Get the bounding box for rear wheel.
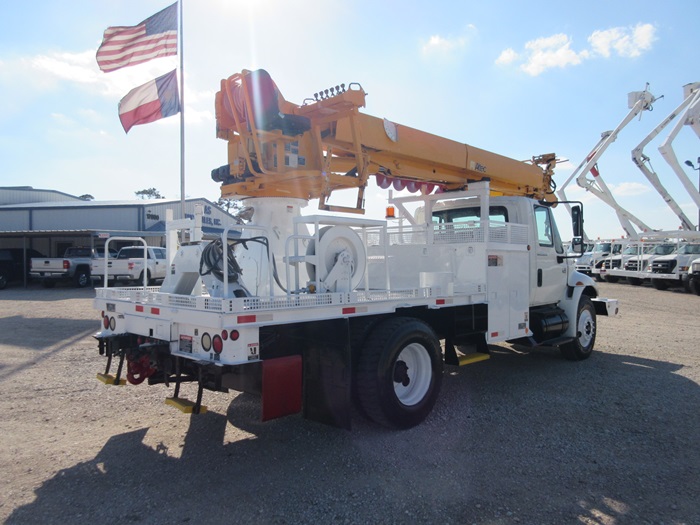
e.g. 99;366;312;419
356;317;443;429
137;270;153;286
560;296;596;361
0;273;7;289
74;270;89;288
604;275;619;283
627;277;643;286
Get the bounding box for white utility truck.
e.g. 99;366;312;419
93;69;618;429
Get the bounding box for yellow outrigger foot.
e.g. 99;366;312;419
458;353;491;366
96;373;126;386
165;397;208;414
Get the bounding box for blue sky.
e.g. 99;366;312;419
1;0;698;239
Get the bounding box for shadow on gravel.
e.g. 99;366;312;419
0;285;97;302
7;348;700;525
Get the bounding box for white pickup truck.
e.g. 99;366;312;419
30;246;116;288
91;246;167;286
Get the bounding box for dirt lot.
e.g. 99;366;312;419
0;282;698;525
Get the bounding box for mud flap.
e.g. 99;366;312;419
261;356;302;421
302;318;352;430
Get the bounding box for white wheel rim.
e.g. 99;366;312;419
578;309;595;349
393;343;432;406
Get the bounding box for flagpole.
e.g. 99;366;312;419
178;0;185;221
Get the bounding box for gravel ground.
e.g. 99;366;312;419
0;282;698;525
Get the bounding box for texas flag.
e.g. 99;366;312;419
118;69;180;133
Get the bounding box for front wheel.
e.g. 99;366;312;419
0;273;7;289
356;317;443;429
651;279;668;291
560;296;597;361
690;277;700;296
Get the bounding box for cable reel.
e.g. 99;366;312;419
306;226;366;293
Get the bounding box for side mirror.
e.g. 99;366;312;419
571;237;584;255
571;205;583;238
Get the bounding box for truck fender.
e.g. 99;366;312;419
559;270;598;339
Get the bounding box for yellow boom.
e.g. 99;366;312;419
213;69;557;213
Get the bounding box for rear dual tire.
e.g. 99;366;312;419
356;317;443;429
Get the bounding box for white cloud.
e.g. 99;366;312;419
589;23;656;58
496;23;657;76
495;48;519;65
422;34;467;57
520;34;588;76
608;181;651;196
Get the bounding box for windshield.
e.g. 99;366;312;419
622;246;641;255
677;244;700;255
653;244;676;255
593;243;611;253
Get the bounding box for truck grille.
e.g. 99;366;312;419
625;260;643;271
651;260;676;274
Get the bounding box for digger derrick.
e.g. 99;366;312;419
212;69;557;213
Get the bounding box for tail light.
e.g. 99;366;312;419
212;335;223;354
63;260;70;269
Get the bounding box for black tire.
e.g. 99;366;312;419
137;270;153;286
604;275;619;283
74;270;89;288
560;296;597;361
627;277;643;286
651;279;668;291
690;277;700;296
42;280;56;288
682;278;691;293
356;317;443;429
0;273;7;289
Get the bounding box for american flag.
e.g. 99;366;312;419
96;3;177;73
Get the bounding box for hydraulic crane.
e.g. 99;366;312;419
211;69;557;213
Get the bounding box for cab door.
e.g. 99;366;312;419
531;205;567;306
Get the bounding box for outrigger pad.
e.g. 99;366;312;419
165;397;208;414
96;373;126;386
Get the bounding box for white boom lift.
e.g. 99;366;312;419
658;83;700;218
632;82;700;231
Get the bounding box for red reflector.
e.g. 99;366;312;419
342;307;356;315
221;330;228;341
230;330;240;341
436;299;446;305
103;316;110;329
135;305;144;312
150;307;160;315
238;315;256;324
490;332;498;337
212;335;223;353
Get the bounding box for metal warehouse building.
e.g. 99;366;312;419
0;186;237;258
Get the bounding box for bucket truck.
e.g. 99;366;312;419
92;69;618;430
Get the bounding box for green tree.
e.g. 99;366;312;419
135;188;164;200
